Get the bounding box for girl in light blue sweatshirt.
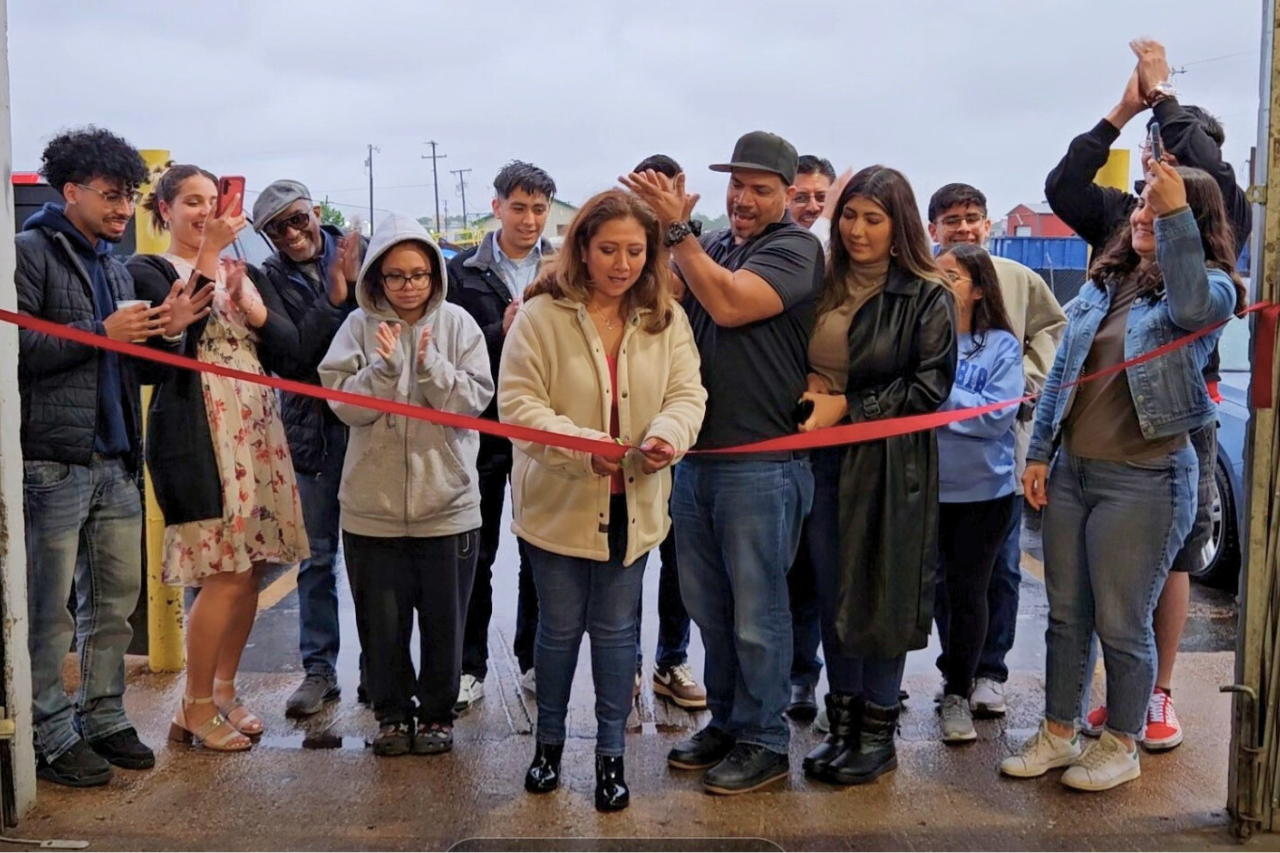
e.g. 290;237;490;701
933;243;1024;744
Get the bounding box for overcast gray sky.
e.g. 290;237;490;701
7;0;1265;228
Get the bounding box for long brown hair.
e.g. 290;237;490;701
1089;166;1247;313
940;243;1015;355
821;165;948;316
525;189;674;333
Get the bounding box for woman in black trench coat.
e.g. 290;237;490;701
797;165;956;786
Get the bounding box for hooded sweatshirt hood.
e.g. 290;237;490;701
317;212;494;539
356;213;449;321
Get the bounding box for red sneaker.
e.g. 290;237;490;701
1082;704;1108;737
1142;688;1183;751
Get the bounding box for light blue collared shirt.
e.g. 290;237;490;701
492;230;543;298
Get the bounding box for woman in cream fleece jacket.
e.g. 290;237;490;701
499;190;706;812
319;213;493;758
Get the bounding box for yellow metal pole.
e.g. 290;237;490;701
136;149;184;672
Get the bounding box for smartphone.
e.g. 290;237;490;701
792;398;815;427
1148;122;1165;164
217;175;245;218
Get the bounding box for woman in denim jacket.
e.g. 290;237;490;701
998;161;1245;792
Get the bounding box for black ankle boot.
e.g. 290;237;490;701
823;700;898;786
525;742;563;794
803;693;861;779
594;754;630;812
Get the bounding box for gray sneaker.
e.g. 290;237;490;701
286;672;340;718
940;694;976;743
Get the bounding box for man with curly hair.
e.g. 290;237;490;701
18;126;192;786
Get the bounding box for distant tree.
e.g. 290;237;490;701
319;198;346;228
694;212;728;231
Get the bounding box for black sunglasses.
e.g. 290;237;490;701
264;210;312;238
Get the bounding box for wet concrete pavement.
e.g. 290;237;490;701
22;498;1272;851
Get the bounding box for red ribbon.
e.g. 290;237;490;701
0;304;1268;458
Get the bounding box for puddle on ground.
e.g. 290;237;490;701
256;733;368;751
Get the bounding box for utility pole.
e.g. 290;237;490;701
422;141;447;234
450;167;473;228
365;143;380;231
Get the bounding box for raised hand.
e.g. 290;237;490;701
619;170;689;228
200;194;247;254
327;226;363;307
374;322;401;362
1145;158;1187;217
416;326;433;369
103;302;171;342
161;275;215;337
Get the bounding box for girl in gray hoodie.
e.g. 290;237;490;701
319;213;493;756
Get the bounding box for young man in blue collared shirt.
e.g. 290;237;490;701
447;162;557;712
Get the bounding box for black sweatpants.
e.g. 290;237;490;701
343;529;479;726
938;495;1017;698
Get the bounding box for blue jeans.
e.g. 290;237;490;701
528;497;646;757
635;528;691;670
295;422;347;677
806;448;905;706
1043;446;1196;738
787;530;823;689
673;456;813;753
25;457;142;762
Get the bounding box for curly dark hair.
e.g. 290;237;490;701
39;126;147;195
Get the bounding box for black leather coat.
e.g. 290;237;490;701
834;267;957;658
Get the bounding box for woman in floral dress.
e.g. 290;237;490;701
130;165;309;752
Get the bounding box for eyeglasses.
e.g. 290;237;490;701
793;192;827;207
382;271;433;291
76;184;142;208
263;211;312;238
938;213;986;228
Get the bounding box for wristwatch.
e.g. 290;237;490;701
664;220;694;248
688;218;702;237
1146;80;1177;107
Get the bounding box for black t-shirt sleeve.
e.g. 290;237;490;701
740;229;823;309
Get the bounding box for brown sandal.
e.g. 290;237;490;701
169;696;252;752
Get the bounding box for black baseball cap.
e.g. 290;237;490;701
709;131;799;185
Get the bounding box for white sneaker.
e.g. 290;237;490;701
969;678;1007;717
1000;721;1082;778
1061;731;1141;792
941;694;976;743
454;674;484;713
520;668;537;696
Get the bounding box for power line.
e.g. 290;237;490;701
423;141;447;234
450;167;472;228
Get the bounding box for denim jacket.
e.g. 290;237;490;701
1028;207;1237;463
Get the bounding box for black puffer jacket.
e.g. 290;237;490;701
260;225;358;474
15;225;172;475
446;231;554;475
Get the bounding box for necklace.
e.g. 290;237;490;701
589;303;621;330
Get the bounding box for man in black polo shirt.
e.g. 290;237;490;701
623;131;824;795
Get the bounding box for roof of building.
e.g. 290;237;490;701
472;197;578;226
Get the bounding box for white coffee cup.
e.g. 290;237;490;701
115;300;153;341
